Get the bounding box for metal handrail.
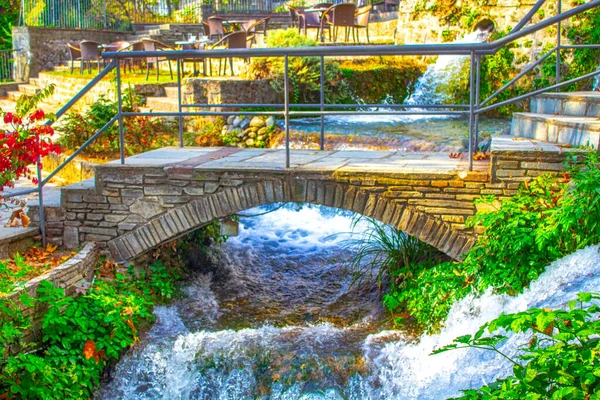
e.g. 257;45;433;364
6;0;600;247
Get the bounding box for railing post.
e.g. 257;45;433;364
556;0;562;91
468;51;476;171
177;56;184;148
320;55;325;151
36;160;46;247
115;58;126;164
474;54;482;153
284;55;290;168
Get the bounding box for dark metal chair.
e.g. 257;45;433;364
141;38;175;81
354;4;372;44
66;43;81;74
79;40;102;74
321;3;357;42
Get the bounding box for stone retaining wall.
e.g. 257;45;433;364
5;242;98;347
12;27;129;79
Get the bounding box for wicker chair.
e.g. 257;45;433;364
79;40;102;74
141;38;175;81
244;17;270;46
297;9;323;39
288;6;304;30
210;31;251;76
354;5;372;44
320;3;357;42
207;16;226;40
66;43;81;74
180;42;207;76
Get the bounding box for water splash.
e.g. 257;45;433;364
99;206;600;399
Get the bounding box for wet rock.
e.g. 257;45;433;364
266;116;276;129
248;132;256;138
227;115;236;125
246;138;255;146
240;118;251;130
233;116;244;127
250;117;265;129
257;127;269;136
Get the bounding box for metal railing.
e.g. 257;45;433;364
0;50;19;82
18;0;371;28
6;0;600;246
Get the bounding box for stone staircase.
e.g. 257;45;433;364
144;85;181;112
511;91;600;148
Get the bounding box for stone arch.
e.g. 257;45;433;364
107;177;475;263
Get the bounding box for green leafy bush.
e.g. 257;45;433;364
435;292;600;399
58;86;176;157
384;152;600;332
0;260;179;399
241;28;350;105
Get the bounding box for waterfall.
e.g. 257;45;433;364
99;205;600;400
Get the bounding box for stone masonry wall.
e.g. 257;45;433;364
5;242;98;348
56;161;502;261
12;27;129;79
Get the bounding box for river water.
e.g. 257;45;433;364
99;204;600;399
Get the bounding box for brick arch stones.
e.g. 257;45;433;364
106;172;477;263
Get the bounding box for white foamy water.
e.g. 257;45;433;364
99;207;600;399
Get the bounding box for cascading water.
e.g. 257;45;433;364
99;204;600;399
285;24;507;152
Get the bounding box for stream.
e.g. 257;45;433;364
98;204;600;399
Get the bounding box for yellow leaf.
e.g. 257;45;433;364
45;243;58;253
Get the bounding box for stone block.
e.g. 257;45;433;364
144;186;183;196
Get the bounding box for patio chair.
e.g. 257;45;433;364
354;4;372;44
321;3;357;43
244;17;270;46
79;40;102;74
288;6;304;30
210;31;251;76
141;38;175;82
101;41;130;68
180;42;207;76
297;9;323;39
207;16;226;40
384;0;399;11
66;43;81;74
121;41;144;74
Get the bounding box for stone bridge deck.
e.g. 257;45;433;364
36;138;572;263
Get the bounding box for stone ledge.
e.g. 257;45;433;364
0;227;39;259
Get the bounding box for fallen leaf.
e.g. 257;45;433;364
45;243;58;253
83;339;96;360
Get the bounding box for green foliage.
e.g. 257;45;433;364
242;29;350;106
339;57;425;105
0;0;18;51
385;152;600;332
0;254;34;294
435;292;600;399
345;217;445;287
0;260;179;398
58;85;176;156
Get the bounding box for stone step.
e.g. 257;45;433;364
511;112;600;147
531;91;600;117
164;86;180;99
6;90;22;101
18;84;40;96
145;96;179;112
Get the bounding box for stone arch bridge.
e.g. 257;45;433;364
39;142;569;263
